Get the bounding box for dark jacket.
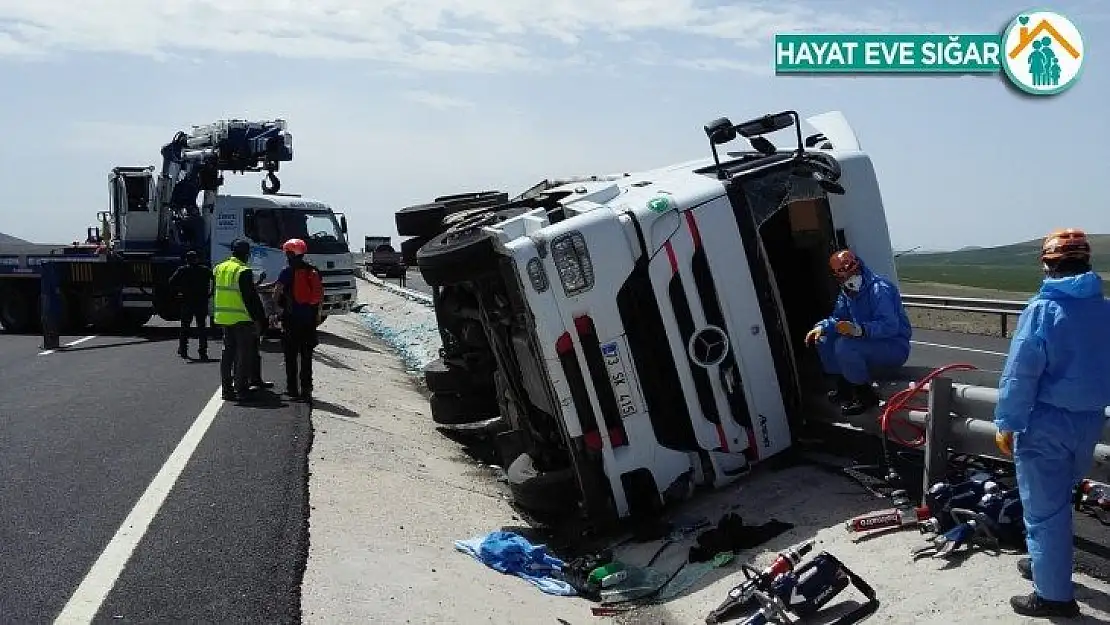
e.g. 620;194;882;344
169;263;214;308
237;267;268;325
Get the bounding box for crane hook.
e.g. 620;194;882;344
262;171;281;195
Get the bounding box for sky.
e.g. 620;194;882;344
0;1;1107;253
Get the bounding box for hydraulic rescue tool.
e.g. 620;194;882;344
912;474;1025;559
845;489;930;534
706;541;878;625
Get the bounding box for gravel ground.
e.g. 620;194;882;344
300;278;1110;624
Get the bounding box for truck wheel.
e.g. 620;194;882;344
400;236;428;265
506;453;579;520
429;391;499;426
396;202;448;238
424;358;494;395
440;192;509;212
0;287;34;333
416;224;501;287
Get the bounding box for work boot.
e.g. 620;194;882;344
1010;593;1080;618
827;376;850;403
250;380;275;391
222;388;237;401
178;346;188;359
1018;557;1032;580
840;384;879;417
198;350;209;361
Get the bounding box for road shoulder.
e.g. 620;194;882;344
302;282;1110;624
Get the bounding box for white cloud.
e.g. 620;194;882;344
0;1;926;71
402;90;475;110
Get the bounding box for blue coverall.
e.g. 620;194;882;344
994;270;1110;602
815;260;912;384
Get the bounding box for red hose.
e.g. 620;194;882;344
879;363;979;448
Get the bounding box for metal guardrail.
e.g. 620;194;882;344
901;294;1028;336
824;374;1110;492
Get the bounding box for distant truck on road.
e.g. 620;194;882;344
364;236;405;278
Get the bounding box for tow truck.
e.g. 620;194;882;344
396;110;900;529
0;119;357;342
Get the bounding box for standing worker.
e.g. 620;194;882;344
168;249;213;360
272;238;323;402
804;249;912;416
994;228;1110;619
213;239;270;402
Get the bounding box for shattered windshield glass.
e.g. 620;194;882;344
740;167;826;228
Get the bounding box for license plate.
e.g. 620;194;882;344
601;340;638;417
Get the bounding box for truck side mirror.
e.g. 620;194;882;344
256;271;267;284
340;215;348;234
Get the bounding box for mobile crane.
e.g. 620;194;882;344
0;119;357;344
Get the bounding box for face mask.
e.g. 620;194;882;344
843;274;863;292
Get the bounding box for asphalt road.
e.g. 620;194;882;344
0;325;309;624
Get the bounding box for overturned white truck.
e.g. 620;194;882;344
395;110;900;528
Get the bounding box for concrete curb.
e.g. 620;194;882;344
356;273;434;307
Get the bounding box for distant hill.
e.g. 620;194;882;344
0;232;31;246
895;234;1110;293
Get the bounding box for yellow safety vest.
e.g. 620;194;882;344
212;257;252;325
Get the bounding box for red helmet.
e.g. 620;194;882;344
1041;228;1090;263
829;249;860;280
282;238;307;255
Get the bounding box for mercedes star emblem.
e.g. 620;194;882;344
688;325;730;368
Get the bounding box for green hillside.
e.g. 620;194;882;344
895;234;1110;293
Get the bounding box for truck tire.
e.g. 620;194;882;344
506;453;579;519
429;391;499;426
434;190;503;203
400;236;428;265
416;225;501;287
396;202;448;238
424;358;494;395
440;192;509;212
0;286;34;333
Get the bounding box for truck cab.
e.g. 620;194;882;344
214;195;357;319
404;110;899;528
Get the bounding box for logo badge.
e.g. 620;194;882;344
687;325;730;368
646;196;674;213
1000;10;1085;95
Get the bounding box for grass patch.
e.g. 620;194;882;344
896;264;1045;293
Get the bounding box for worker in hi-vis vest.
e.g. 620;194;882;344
212;239;270;402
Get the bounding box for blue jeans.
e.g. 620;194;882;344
816;332;909;384
1014;406;1105;602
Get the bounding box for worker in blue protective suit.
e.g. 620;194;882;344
994;228;1110;619
804;249;912;416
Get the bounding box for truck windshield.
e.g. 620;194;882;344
246;208;349;254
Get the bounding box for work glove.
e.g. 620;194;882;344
995;430;1014;457
835;321;863;337
805;326;823;346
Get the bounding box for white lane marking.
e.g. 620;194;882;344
39;335;97;356
911;340;1008;357
54;388;225;624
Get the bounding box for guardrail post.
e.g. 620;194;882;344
1000;314;1008;338
923;376;953;503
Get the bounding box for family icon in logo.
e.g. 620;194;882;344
1001;10;1085;95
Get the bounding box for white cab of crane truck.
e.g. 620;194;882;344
406;110;899;529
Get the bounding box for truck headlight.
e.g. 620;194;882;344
550;231;594;296
526;257;548;292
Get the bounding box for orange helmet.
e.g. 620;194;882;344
282;238;307;255
829;249;860;279
1040;228;1090;263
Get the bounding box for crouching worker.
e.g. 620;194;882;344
804;249;912;416
273;238;323;402
994;228;1110;619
